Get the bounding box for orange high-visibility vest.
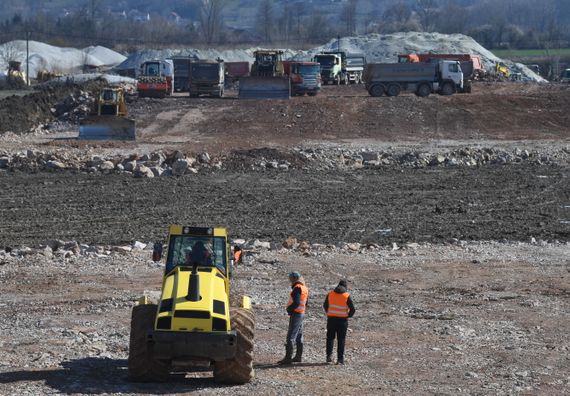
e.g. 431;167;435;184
326;291;350;318
287;283;308;314
233;250;242;263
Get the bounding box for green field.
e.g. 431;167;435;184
492;48;570;58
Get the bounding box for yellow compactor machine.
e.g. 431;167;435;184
128;225;255;384
79;87;136;140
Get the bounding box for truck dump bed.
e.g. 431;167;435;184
364;63;437;83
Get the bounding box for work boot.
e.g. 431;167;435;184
292;343;303;363
278;343;293;365
336;358;345;365
326;355;333;364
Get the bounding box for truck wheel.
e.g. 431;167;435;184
214;308;255;384
344;75;349;85
386;83;401;97
440;82;454;96
416;84;431;98
369;84;385;97
128;304;170;382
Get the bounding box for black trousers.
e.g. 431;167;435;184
326;317;348;360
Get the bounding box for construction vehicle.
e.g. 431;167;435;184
79;87;136;140
283;61;321;96
398;53;484;93
364;60;464;97
169;56;193;92
239;50;290;99
495;62;510;78
189;59;225;98
224;61;250;83
128;225;255;384
313;51;366;85
560;69;570;83
137;60;174;98
7;61;26;86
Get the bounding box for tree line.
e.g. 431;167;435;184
0;0;568;51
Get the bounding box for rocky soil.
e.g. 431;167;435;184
0;80;568;394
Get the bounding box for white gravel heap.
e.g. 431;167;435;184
0;40;126;77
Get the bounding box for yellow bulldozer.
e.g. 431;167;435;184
79;87;136;140
239;50;290;99
495;62;510;79
128;225;255;384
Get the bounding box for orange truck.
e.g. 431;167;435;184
137;59;174;98
282;61;321;96
399;54;483;77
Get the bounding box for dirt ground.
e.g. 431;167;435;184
0;81;569;395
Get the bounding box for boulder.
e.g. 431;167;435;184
46;160;66;170
134;164;155;178
197;152;211;164
0;157;10;168
282;237;298;249
123;160;137;172
172;159;189;176
99;161;115;172
361;151;379;162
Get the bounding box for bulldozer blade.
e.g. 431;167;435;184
238;76;290;100
79;116;136;141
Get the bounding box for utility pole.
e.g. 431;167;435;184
26;30;31;86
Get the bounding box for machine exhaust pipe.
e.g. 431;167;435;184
186;264;201;301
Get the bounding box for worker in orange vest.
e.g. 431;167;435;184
233;246;243;266
323;279;355;364
278;271;309;364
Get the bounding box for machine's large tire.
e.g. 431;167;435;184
416;83;431;98
214;308;255;384
386;83;401;97
369;84;385;97
128;304;171;382
440;82;455;96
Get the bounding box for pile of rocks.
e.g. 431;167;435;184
0;149;216;177
295;146;566;170
52;90;94;123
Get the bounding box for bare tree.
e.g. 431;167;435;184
0;41;23;69
340;0;358;36
415;0;438;32
257;0;274;44
200;0;227;45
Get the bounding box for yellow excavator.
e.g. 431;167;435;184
79;87;136;140
495;62;510;78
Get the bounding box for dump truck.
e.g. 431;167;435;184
137;59;174;98
283;61;321;96
239;50;290;99
364;60;464;97
189;60;225;98
561;68;570;83
169;57;193;92
128;225;255;384
79;87;136;140
224;61;250;83
313;51;366;85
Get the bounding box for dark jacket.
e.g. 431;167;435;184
323;285;356;318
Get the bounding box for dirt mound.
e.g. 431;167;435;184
0;81;106;135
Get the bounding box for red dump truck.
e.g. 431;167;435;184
137;59;174;98
224;61;250;83
283;61;321;96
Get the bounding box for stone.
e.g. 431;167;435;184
113;246;132;254
278;163;289;170
253;240;271;249
123;160;137;172
282;237;298;249
232;238;246;246
150;166;164;177
172;159;189;176
41;246;53;258
134;165;154;178
197;152;211;163
132;241;147;250
297;241;311;251
99;161;115;172
46;160;66;170
347;243;361;252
